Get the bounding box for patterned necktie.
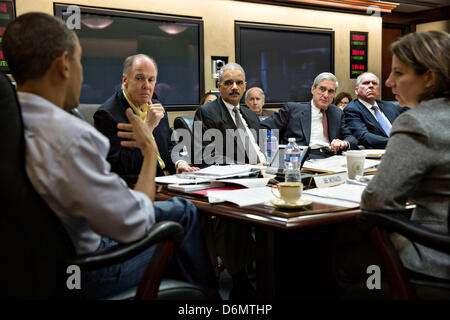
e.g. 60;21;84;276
371;106;391;136
321;109;329;143
232;107;260;164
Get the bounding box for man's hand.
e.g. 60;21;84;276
117;108;157;156
330;139;349;154
176;160;200;174
146;102;165;131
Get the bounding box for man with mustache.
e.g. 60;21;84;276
262;72;358;159
343;72;408;149
193;62;264;299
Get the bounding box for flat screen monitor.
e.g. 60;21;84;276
236;22;334;107
54;4;203;109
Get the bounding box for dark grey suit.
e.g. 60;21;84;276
344;99;408;149
261;102;358;158
193;98;263;166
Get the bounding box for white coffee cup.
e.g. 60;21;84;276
346;150;366;179
271;182;303;204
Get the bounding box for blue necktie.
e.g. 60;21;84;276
371;106;391;136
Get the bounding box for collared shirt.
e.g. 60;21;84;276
19;92;155;254
309;99;330;149
358;98;392;129
222;98;266;164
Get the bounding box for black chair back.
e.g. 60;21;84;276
0;72;77;299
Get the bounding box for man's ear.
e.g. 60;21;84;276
122;74;128;90
53;51;70;80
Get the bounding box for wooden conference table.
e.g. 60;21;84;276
156;183;360;299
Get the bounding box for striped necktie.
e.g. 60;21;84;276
232;107;260;164
371;106;391;136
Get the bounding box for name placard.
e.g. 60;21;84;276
314;172;347;188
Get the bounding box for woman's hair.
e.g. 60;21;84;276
199;92;219;105
390;30;450;102
333;92;352;106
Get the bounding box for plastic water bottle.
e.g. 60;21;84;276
266;130;278;166
284;137;301;183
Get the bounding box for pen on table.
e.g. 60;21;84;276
178;181;211;185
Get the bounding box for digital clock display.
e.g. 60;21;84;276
350;31;368;79
0;1;15;73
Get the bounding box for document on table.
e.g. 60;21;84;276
303;183;366;204
190;165;254;177
206;186;275;207
303;155;380;173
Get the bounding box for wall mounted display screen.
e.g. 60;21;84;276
55;4;203;108
236;22;334;106
0;0;15;73
350;31;368;79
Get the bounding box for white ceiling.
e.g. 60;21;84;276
383;0;450;13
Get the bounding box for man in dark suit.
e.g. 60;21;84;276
261;72;358;159
193;63;262;299
343;72;408;149
193;63;265;166
94;54;198;177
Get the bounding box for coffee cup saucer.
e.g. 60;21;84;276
266;198;312;209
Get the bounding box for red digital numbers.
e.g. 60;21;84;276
0;51;3;60
352;34;365;41
0;3;7;13
352;49;365;56
351;64;365;71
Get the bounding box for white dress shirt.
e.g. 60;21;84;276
19;92;155;254
358;98;392;129
222;99;266;164
309;100;330;149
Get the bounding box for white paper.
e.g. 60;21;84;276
192;165;253;177
303;155;380;173
222;178;270;188
155;175;210;184
206;186;276;207
303;183;366;203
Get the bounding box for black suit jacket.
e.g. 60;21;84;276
94;90;177;177
344;99;408;149
261;101;358;151
193;98;263;166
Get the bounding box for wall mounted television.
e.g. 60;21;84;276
54;4;204;109
235;22;334;107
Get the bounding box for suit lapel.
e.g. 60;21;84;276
377;100;396;123
218;98;237;129
357;100;386;134
303;102;312;145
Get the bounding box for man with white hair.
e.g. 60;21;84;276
245;87;266;116
262;72;358;159
344;72;408;149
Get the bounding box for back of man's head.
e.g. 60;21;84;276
3;12;77;85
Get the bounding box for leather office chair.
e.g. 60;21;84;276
0;72;205;300
358;209;450;300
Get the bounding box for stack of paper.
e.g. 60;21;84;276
303;155;380;173
303;183;366;206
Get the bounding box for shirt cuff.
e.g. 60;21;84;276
175;160;188;170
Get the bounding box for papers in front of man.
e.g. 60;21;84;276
303;155;380;173
179;164;261;180
303;183;366;206
167;177;271;193
207;186;275;207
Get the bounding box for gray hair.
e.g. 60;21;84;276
218;62;246;82
123;54;158;76
313;72;339;90
355;72;379;87
245;87;265;101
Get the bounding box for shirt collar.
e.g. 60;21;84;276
222;98;240;112
359;98;379;110
122;89;148;121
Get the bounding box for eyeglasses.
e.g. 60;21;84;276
316;86;336;95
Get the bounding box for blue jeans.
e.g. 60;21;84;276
80;197;218;299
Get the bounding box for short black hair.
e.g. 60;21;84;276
3;12;78;85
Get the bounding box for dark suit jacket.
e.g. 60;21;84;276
94;90;177;177
344;99;408;149
261;102;358;151
193;98;263;166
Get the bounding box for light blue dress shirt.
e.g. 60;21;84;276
19;92;155;254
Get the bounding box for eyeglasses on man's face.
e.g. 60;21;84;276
316;86;336;95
